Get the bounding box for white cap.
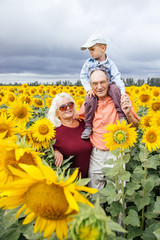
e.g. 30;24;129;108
81;34;107;50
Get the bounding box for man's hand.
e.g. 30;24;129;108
86;89;95;98
121;95;132;116
54;150;63;167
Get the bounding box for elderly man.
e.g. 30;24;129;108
87;69;139;190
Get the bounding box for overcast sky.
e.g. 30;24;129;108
0;0;160;84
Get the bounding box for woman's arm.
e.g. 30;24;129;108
121;95;139;128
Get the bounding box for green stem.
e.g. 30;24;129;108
120;146;126;234
141;148;148;230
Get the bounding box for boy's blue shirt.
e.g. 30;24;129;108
80;56;125;94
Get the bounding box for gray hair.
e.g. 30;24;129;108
90;68;110;81
47;92;77;127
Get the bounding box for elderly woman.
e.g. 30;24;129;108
47;92;92;178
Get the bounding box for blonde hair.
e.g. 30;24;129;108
47;92;77;127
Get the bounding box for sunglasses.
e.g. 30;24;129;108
59;102;74;112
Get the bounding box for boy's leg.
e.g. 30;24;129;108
81;96;97;139
108;83;127;120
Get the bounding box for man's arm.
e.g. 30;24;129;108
121;95;139;128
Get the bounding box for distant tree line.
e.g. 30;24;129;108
0;78;160;87
123;77;160;87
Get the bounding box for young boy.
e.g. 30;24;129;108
80;34;126;139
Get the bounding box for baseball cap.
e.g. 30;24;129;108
81;34;107;50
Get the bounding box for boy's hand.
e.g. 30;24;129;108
86;89;95;98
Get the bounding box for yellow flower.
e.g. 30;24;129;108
30;117;55;143
150;112;160;127
4;92;17;105
45;98;53;108
0;113;17;138
0;141;42;184
140;114;152;131
20;95;33;105
32;98;44;108
141;126;160;152
151;87;160;98
148;99;160;113
7;101;33;123
103;119;137;151
136;92;151;108
0;165;97;240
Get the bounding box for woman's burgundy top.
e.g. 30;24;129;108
53;121;92;178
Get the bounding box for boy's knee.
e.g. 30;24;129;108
109;83;121;94
85;96;97;105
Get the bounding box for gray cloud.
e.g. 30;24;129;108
0;0;160;83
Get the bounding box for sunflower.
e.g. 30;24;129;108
103;119;137;151
32;98;45;108
30;117;55;143
7;101;33;123
75;97;85;111
148;99;160;113
45;98;53;108
140;114;153;131
22;83;28;88
77;88;86;98
151;87;160;98
15;122;29;138
0;164;97;240
19;94;32;105
4;92;17;105
136;92;151;107
0;95;4;106
0;113;17;138
141;126;160;152
150;112;160;127
0;140;42;184
27;130;45;150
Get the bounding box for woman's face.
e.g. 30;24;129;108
57;97;75;121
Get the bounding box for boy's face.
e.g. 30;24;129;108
88;44;106;61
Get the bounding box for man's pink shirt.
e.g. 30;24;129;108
78;96;140;150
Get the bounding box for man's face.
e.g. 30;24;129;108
90;70;109;100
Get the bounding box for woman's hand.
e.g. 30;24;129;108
54;150;63;167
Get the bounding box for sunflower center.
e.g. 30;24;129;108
19;152;36;165
5;150;20;175
35;99;43;106
8;94;15;102
140;94;149;102
153;90;159;97
152;102;160;112
146;131;157;143
38;124;49;135
144;118;151;127
114;130;127;144
0;124;10;137
24;182;69;220
15;107;28;118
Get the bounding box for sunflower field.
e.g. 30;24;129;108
0;83;160;240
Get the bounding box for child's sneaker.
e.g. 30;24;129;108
81;127;93;139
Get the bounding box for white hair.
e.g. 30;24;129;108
47;92;77;127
